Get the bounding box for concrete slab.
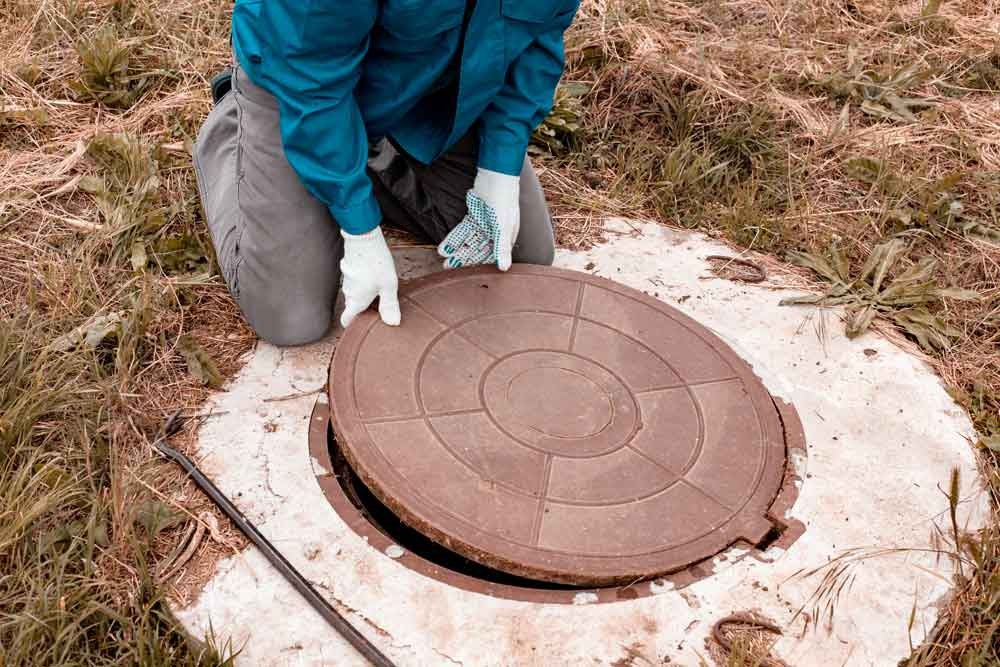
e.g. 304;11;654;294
176;220;987;666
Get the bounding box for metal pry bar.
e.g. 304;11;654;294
152;411;396;667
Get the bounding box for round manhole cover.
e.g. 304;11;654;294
330;266;797;586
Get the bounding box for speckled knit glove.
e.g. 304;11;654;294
438;192;496;269
438;168;520;271
340;226;401;328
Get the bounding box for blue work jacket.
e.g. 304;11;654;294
232;0;580;234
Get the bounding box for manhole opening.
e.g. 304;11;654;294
327;423;585;592
312;394;807;603
755;525;786;552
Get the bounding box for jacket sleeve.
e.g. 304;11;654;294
248;2;381;234
477;1;581;176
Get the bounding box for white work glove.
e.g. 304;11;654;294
438;168;520;271
340;226;401;328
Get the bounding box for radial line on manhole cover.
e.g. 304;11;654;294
326;265;805;587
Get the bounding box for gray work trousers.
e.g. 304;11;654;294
193;60;555;346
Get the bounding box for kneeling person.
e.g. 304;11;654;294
194;0;580;345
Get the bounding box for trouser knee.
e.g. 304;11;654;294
241;298;334;347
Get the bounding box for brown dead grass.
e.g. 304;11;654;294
706;612;785;667
2;1;250;664
542;1;1000;664
561;0;1000;418
1;0;999;665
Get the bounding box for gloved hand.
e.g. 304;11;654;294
340;226;401;328
438;168;520;271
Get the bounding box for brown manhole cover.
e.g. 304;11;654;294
329;266;805;587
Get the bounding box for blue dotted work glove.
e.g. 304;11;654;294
438;168;520;271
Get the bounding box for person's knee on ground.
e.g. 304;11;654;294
229;233;341;346
195;60;345;348
238;288;335;347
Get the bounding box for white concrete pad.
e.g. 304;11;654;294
176;220;987;666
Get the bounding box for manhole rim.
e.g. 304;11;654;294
309;397;807;604
328;265;807;587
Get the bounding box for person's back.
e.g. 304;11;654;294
195;0;580;345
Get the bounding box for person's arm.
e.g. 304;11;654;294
476;1;581;176
250;2;381;235
437;1;579;271
247;2;399;326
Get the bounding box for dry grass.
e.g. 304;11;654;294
2;1;250;664
546;1;1000;413
540;1;1000;663
705;613;784;666
1;0;999;665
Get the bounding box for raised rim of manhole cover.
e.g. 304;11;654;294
329;265;806;587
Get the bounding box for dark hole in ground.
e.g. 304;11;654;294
327;424;586;591
755;524;785;551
